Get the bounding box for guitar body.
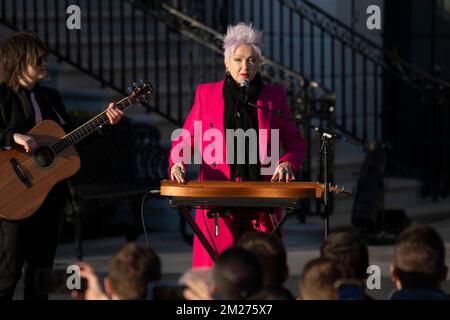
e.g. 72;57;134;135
0;80;154;220
0;120;80;220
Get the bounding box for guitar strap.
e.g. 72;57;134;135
50;104;66;125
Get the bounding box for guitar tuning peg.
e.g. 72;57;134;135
139;79;144;84
133;82;138;88
127;86;133;93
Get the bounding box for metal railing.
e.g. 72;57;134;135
0;0;227;125
2;0;449;199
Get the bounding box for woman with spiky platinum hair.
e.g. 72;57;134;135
222;22;263;67
169;23;307;268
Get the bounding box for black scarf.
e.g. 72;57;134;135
223;72;263;181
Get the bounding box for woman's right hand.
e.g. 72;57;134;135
13;133;37;153
170;163;186;184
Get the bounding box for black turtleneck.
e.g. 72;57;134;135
222;72;263;181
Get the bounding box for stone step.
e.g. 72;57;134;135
406;197;450;222
53;56;222;88
303;179;450;230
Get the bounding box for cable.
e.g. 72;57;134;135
140;189;161;249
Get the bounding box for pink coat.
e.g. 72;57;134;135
169;80;307;267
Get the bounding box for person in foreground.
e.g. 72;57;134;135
0;31;123;300
73;243;161;300
389;225;448;300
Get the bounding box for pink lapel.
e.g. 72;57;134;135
257;85;273;165
206;81;227;168
209;81;225;130
257;85;272;130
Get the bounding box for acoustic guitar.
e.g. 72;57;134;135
0;81;155;220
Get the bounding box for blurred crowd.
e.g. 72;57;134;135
70;224;448;300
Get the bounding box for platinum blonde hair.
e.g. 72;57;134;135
223;22;263;64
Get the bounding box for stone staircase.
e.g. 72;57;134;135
3;3;449;239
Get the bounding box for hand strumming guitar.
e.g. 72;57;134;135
13;133;37;153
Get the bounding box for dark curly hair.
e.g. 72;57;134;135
0;31;49;92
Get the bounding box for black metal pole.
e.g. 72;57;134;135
321;134;331;239
178;205;217;261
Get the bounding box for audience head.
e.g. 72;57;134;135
320;229;369;280
212;246;263;299
237;231;288;288
391;224;447;289
299;257;349;300
106;242;161;300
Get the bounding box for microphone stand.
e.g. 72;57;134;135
238;98;363;238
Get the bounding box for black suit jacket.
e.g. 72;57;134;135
0;83;74;148
0;83;76;205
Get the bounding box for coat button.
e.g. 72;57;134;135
209;122;214;127
211;162;216;168
210;142;215;148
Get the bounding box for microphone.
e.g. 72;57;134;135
240;79;249;102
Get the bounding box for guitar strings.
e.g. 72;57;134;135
16;110;112;170
14;92;144;172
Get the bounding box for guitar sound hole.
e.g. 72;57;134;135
34;147;55;168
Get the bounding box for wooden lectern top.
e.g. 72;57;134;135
160;180;350;201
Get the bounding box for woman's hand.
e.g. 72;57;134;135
271;162;295;182
13;133;37;153
170;163;186;184
105;103;124;125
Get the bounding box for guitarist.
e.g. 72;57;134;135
0;31;123;300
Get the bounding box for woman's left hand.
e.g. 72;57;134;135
271;162;295;182
106;103;124;125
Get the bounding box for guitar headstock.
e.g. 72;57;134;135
127;80;155;105
329;184;353;196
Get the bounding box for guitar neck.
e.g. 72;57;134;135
51;97;130;154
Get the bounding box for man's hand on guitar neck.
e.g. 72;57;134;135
13;133;37;153
105;103;124;125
